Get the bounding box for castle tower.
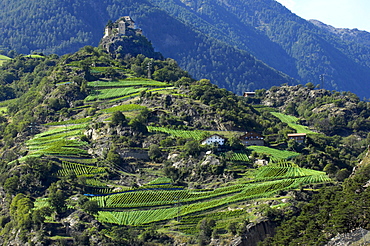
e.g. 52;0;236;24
118;20;126;35
104;26;112;38
123;16;135;29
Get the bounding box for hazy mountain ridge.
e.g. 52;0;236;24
310;19;370;48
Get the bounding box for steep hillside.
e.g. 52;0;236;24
1;35;367;244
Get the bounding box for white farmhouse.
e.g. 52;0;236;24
201;134;227;146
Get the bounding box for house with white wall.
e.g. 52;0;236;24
201;134;227;146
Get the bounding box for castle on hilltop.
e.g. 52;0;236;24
103;16;142;38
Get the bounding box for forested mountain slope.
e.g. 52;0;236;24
149;0;370;97
2;0;370;97
0;0;295;94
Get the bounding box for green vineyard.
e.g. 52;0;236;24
247;146;300;160
102;104;147;113
88;162;331;225
271;112;317;134
25;123;89;158
88;79;170;88
147;126;210;140
85;87;147;101
56;161;107;177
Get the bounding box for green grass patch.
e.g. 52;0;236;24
147;177;173;185
23;54;45;58
0;98;17;107
44;117;92;126
247;146;300;159
271;112;317;134
0;55;11;66
89;67;126;73
0;107;7;114
102;104;146;113
85;87;146;101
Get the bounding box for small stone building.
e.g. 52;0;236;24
201;134;227;146
243;92;256;97
287;133;307;143
239;132;264;146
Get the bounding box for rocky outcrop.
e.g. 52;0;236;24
236;219;276;246
326;228;370;246
99;32;163;60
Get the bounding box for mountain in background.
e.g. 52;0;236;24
1;0;370;97
310;19;370;48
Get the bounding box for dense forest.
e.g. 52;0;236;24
0;23;369;244
2;0;370;97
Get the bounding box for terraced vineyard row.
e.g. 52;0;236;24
31;124;89;139
44;117;92;126
25;123;90;158
31;145;88;157
255;161;326;180
88;79;170;88
85;87;147;101
98;207;179;225
247;146;300;159
229;152;250;162
27;138;88;150
57;162;106;177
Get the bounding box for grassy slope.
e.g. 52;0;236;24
271;112;317;134
247;145;300;160
0;55;11;66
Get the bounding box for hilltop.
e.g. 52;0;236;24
0;24;369;245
